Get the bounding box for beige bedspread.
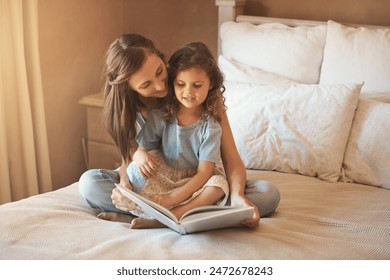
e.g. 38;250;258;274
1;170;389;259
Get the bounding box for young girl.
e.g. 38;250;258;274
127;42;229;228
78;34;280;229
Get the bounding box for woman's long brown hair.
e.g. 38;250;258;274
102;34;165;163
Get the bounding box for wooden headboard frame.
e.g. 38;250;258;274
215;0;389;55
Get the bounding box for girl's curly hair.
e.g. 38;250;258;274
162;42;226;123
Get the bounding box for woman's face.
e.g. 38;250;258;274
128;53;168;99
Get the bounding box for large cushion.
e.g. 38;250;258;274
218;55;297;86
224;81;362;182
320;20;390;96
341;99;390;189
220;21;327;84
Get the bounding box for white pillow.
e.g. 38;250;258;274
341;99;390;189
224;81;362;182
364;94;390;103
320;20;390;96
218;55;297;86
220;21;327;84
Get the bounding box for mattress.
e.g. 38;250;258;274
1;170;389;260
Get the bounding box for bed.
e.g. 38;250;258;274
1;0;390;260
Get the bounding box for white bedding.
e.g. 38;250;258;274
1;170;389;260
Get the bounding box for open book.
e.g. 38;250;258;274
116;184;254;235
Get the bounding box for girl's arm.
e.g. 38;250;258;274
153;160;215;209
219;110;260;228
132;147;159;178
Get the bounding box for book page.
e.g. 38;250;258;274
180;205;242;221
181;206;254;223
180;206;254;234
117;184;254;234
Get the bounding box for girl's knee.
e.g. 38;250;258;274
202;185;227;206
207;185;225;198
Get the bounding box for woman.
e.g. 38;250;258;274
79;34;280;228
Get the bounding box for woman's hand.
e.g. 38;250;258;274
230;193;260;228
111;185;139;212
133;148;159;178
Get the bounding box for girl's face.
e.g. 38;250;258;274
174;68;210;109
128;53;168;99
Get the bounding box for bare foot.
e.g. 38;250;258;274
130;217;166;229
97;212;135;223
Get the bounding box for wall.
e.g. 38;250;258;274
122;0;218;58
245;0;390;26
38;0;124;189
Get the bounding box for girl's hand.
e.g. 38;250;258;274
111;185;139;212
133;148;159;178
230;193;260;228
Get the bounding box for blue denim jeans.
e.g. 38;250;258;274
79;169;280;217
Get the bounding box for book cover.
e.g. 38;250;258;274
116;184;254;234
